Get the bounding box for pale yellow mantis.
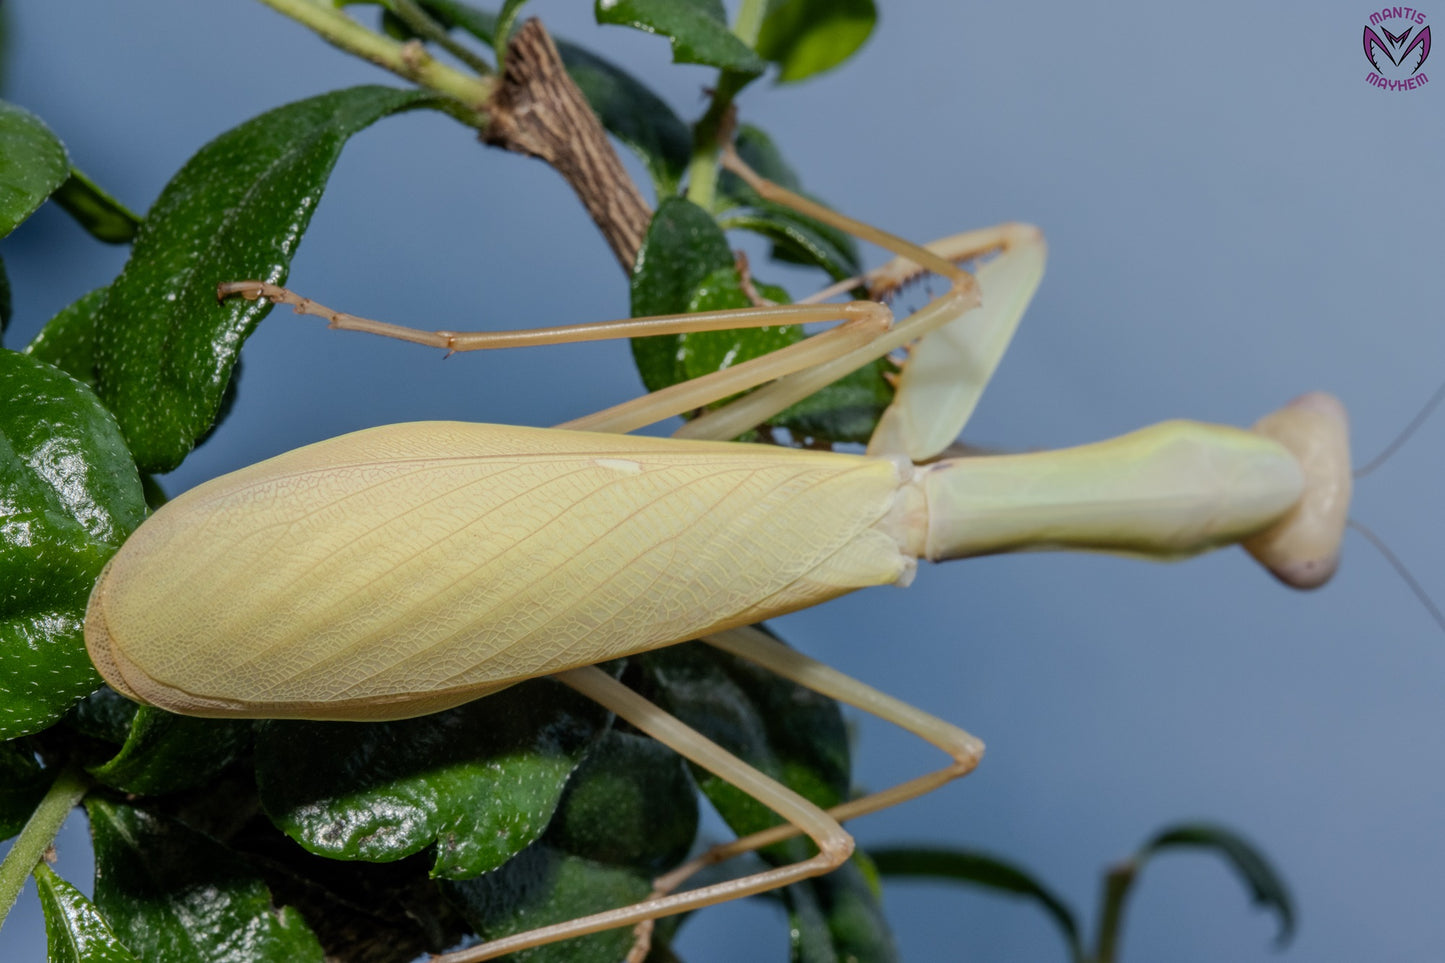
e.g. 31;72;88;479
80;142;1353;961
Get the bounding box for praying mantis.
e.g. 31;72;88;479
82;145;1353;962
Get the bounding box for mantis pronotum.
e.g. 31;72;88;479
81;144;1356;961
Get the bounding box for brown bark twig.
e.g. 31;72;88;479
481;19;653;271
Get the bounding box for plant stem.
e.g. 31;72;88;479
391;0;495;77
253;0;494;119
0;765;91;932
685;0;770;210
1090;859;1138;963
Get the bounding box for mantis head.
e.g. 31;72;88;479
1244;392;1351;589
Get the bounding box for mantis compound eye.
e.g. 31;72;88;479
1244;392;1351;589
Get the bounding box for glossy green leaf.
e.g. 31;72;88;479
784;853;897;963
33;862;141;963
871;845;1082;957
666;263;891;444
0;350;145;739
51;170;141;244
0;100;68;238
595;0;765;75
756;0;876;83
675;265;796;404
1137;822;1295;946
86;706;250;796
91;85;437;473
88;798;326;963
443;842;653;963
0;740;47;840
629;197;735;392
255;678;610;879
24;287;108;387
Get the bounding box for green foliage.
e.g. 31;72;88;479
0;350;145;739
595;0;766;75
0;101;69;238
48;172;140;246
88;799;328;963
756;0;877;83
0;741;48;840
34;864;139;963
872;821;1295;963
0;5;1295;962
255;678;610;879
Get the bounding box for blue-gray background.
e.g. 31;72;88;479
3;2;1442;960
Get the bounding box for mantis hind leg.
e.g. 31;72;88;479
622;626;984;959
429;665;854;963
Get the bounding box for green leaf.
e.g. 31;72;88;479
677;266;796;400
415;0;499;44
255;677;610;879
871;845;1083;957
666;262;893;445
50;170;141;244
784;853;897;963
91;85;438;474
0;350;146;739
88;798;326;963
24;287;108;387
1137;822;1296;946
596;0;766;75
0;99;68;238
443;724;701;962
33;863;141;963
86;706;250;796
443;842;653;963
0;740;48;840
557;41;691;198
546;728;698;875
629;197;735;392
755;0;876;83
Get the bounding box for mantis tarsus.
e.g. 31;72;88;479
83;147;1352;961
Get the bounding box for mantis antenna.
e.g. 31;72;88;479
1348;379;1445;632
